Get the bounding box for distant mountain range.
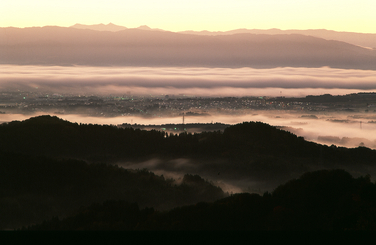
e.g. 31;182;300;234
1;24;375;69
70;23;376;49
70;23;166;32
179;29;376;50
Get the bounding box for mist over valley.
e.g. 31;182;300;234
2;24;376;230
2;89;376;150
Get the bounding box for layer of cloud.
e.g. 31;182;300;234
1;65;376;97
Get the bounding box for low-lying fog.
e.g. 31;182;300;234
116;156;376;195
2;65;376;97
2;65;376;194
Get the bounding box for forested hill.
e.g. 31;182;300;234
0;150;225;229
2;115;376;230
0;115;375;165
26;169;376;230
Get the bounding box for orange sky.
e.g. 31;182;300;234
1;1;376;33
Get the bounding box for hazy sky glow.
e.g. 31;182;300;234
1;0;376;33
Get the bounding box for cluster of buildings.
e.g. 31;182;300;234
0;91;374;117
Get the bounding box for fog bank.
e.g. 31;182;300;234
1;66;376;97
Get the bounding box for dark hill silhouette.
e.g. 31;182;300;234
1;26;375;69
0;150;225;229
0;115;165;161
3;115;376;230
2;115;376;165
25;169;376;230
2;115;376;170
2;115;376;195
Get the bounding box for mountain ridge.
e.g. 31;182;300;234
179;28;376;49
69;23;166;32
1;25;375;69
65;23;376;49
70;23;128;32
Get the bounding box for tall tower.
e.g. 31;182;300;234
183;112;185;125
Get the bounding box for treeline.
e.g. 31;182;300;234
0;151;225;230
25;169;376;230
304;92;376;103
0;115;375;165
3;115;376;229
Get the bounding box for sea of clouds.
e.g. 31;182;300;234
1;65;376;97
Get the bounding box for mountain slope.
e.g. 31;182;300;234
1;115;375;163
1;26;375;69
70;23;376;49
0;150;225;229
26;169;376;230
1;115;376;186
180;28;376;50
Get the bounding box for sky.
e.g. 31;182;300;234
1;0;376;33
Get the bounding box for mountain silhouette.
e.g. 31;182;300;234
70;23;376;49
180;28;376;49
25;169;376;230
70;23;128;32
1;26;375;69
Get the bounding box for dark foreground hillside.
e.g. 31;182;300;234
1;115;375;164
26;169;376;230
0;151;225;230
1;115;376;191
2;115;376;229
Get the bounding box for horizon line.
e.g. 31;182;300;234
1;23;376;35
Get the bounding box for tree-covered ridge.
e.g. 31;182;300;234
26;169;376;230
3;115;376;230
0;115;165;161
1;115;375;165
0;151;225;230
